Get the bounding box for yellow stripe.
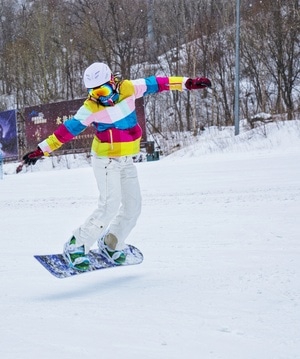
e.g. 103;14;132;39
91;137;140;157
169;77;184;91
46;134;64;151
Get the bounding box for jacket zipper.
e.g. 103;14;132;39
109;129;113;150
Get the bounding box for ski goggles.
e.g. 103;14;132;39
88;83;114;99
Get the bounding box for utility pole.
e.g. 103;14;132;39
234;0;241;135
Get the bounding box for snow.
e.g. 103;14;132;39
1;121;300;359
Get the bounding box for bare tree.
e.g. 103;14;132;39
0;0;299;134
241;0;300;120
69;0;148;77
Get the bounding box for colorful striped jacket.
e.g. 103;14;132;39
38;76;188;158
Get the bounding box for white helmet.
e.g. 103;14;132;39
83;62;112;88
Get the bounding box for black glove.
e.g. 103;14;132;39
22;147;44;165
185;77;212;90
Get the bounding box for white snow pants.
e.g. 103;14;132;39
73;156;142;252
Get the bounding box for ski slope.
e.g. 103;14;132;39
1;121;300;359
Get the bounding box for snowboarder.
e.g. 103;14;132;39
23;62;211;271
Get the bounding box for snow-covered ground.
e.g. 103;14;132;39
1;121;300;359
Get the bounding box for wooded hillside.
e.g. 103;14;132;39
0;0;299;132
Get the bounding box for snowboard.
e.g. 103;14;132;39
34;245;143;279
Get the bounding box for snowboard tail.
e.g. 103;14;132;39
34;245;143;278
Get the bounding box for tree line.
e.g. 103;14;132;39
0;0;299;135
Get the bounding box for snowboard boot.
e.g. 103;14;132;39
64;236;90;271
98;233;126;265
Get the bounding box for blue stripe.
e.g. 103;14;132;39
64;117;87;136
96;111;137;131
144;76;159;95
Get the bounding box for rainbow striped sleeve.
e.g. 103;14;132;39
132;76;189;98
38;116;88;154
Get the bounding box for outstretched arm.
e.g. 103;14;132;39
22;101;94;166
156;76;211;92
23;112;88;165
132;76;211;98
